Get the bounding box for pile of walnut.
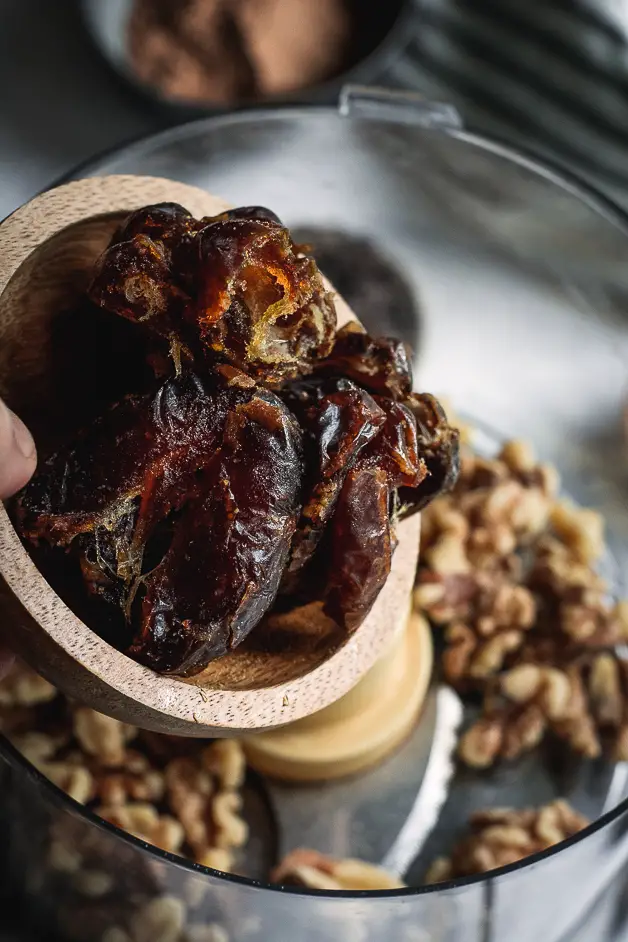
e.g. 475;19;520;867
426;800;589;883
0;660;590;890
13;203;458;676
0;659;247;872
414;434;628;767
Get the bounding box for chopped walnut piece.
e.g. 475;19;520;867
438;575;536;687
458;714;508;769
95;765;165;807
42;761;95;804
201;739;246;790
426;800;588;882
458;691;540;769
195;847;235;872
498;439;536;474
549;500;604;564
413;571;478;625
165;756;215;852
0;659;57;706
96;802;185;855
271;849;404;890
164;751;248;862
130;895;186;942
10;731;61;765
424;534;471;575
212;791;249;850
459;644;628;766
589;652;623;726
2;664;249;882
501;664;571;720
73;708;138;768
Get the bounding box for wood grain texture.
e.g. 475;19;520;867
0;175;420;736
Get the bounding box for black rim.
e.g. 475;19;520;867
52;101;628;238
2;729;628;900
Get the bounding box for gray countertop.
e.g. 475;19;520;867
0;0;160;221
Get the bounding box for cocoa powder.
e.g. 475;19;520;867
128;0;352;105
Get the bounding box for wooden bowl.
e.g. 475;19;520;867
0;175;420;736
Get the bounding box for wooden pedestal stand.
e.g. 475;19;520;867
243;607;433;783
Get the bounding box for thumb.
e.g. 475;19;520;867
0;399;37;500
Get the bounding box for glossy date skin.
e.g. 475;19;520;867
89;204;336;385
16;373;302;675
399;393;461;515
313;322;413;402
15;202;460;675
322;395;428;631
279;377;386;590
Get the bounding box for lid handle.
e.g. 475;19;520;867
339;85;463;131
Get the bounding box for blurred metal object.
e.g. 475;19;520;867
79;0;416;118
266;687;440;863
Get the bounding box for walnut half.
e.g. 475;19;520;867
426;800;588;882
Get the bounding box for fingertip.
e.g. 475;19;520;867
0;400;37;500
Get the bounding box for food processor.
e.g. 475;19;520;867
3;87;628;942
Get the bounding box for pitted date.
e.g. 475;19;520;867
324;466;392;631
129;391;303;674
15;200;461;674
398;393;460;516
313;322;413;401
89;204;336;384
320;393;427;631
16;373;302;675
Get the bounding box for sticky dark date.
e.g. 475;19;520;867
312;321;413;401
130;393;303;674
321;395;427;631
89;204;336;385
279;377;386;590
16;373;303;675
398;392;461;516
15;200;461;675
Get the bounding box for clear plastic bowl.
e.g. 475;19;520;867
4;88;628;942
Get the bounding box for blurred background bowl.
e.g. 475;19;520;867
79;0;416;118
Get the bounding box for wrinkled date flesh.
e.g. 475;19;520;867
14;203;459;675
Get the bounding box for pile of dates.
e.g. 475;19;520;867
15;204;459;676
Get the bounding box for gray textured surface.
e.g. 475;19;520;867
0;0;159;221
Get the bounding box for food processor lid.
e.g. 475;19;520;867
31;87;628;933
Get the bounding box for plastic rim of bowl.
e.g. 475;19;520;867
2;731;628;899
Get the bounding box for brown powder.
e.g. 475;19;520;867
128;0;352;106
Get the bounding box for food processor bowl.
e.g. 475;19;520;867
4;88;628;942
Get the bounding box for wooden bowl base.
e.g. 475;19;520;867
242;609;433;783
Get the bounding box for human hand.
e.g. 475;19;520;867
0;397;36;678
